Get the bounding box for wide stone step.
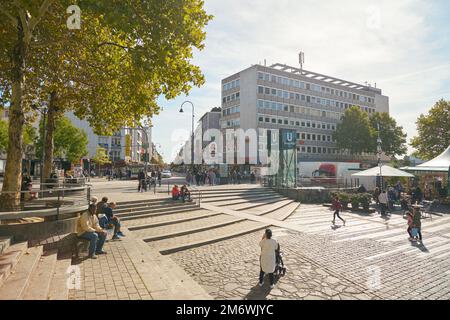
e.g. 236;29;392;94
0;237;12;255
120;206;201;221
115;202;199;216
0;242;28;288
115;200;198;213
150;220;269;255
201;193;279;203
0;245;43;300
135;215;242;241
116;202;199;217
265;202;300;221
21;250;57;300
226;197;290;211
47;252;73;300
126;210;221;230
151;199;300;254
244;199;294;215
199;189;274;198
208;194;285;206
117;197;177;206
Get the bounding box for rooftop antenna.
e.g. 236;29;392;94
299;51;305;75
264;59;266;66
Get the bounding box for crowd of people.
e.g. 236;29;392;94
76;196;125;259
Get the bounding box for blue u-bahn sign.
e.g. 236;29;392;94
280;129;296;150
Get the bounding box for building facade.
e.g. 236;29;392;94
65;112;152;164
220;63;390;163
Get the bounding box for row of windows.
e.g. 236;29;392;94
222;91;240;104
297;146;340;155
257;115;337;131
257;85;376;113
222;105;240;116
257;99;342;121
257;71;375;104
222;78;240;91
296;132;335;142
221;118;240;128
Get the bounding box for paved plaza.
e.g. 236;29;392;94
66;179;450;300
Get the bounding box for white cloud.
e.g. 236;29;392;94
154;0;450;161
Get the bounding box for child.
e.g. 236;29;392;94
332;196;346;226
406;211;414;240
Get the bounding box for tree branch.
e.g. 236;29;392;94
97;42;131;51
0;7;18;28
29;0;54;35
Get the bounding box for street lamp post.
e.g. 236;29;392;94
377;122;383;190
32;103;48;190
179;101;195;172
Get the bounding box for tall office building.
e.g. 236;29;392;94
220;63;389;163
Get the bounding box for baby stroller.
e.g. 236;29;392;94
274;244;286;278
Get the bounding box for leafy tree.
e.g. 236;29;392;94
369;112;407;157
0;0;212;208
36;116;88;164
92;147;111;174
0;119;7;152
334;106;374;154
411;99;450;160
0;119;37;152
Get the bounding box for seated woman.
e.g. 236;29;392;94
103;202;125;240
180;185;191;202
172;185;180;200
77;204;107;259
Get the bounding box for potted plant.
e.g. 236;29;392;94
339;192;350;210
350;194;360;210
360;193;371;212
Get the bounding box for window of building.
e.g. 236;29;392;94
318;147;322;153
306;122;311;128
265;117;270;123
278;119;282;124
312;147;317;153
307;134;311;140
265;87;270;95
307;146;311;153
296;121;300;126
272;118;276;123
312;134;316;141
284;119;288;125
301;146;306;152
259;116;263;122
296;132;300;139
301;133;306;139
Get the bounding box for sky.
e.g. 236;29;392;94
152;0;450;163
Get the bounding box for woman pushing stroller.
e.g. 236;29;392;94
258;229;285;289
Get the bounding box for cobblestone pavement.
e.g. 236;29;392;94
69;239;152;300
171;231;375;300
171;204;450;300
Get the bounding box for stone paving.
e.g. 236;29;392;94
171;204;450;300
69;179;450;300
69;239;152;300
171;231;375;300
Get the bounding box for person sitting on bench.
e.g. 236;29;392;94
180;185;191;202
77;204;107;259
172;185;180;200
103;202;125;240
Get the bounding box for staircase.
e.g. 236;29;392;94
0;237;72;300
121;186;300;255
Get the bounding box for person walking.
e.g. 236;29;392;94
77;204;107;259
412;204;423;243
138;170;146;192
258;229;278;289
378;190;388;216
406;211;414;240
157;171;162;187
331;196;346;226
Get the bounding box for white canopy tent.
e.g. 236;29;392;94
402;146;450;173
352;165;414;178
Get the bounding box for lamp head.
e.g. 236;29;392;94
179;107;184;113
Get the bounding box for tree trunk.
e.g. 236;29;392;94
43;91;57;180
0;19;27;211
